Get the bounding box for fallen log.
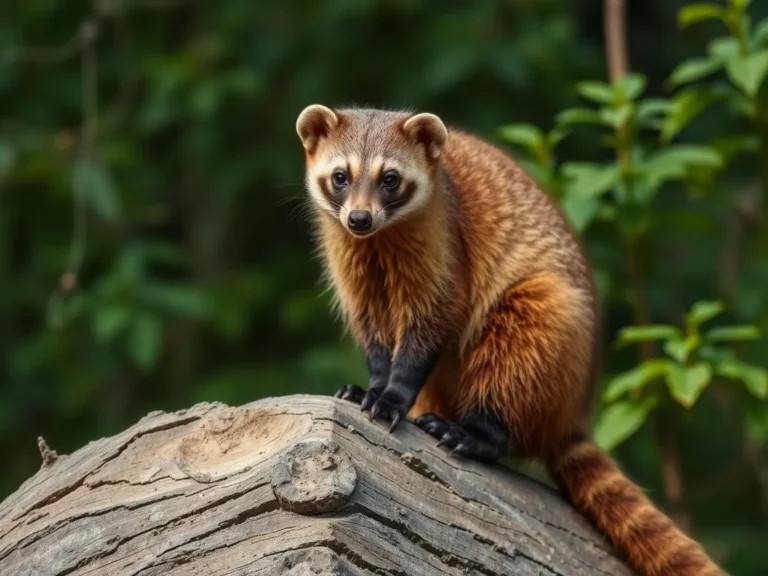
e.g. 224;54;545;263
0;394;633;575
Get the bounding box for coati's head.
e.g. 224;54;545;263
295;105;448;238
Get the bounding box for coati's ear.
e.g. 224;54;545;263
402;112;448;161
296;104;340;153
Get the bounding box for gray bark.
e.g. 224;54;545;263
0;394;633;575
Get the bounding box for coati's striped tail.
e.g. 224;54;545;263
546;433;724;576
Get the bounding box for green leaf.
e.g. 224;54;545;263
556;108;603;126
547;127;570;147
725;51;768;97
678;4;725;28
73;161;122;222
661;88;719;142
742;367;768;400
709;37;741;63
141;241;189;267
704;325;761;342
644;145;724;186
497;123;545;151
653;144;723;168
0;140;16;176
191;80;224;118
667;58;723;87
576;81;614;104
665;363;712;407
697;343;736;365
559;189;601;232
745;403;768;442
753;18;768;49
685;300;725;328
715;361;768;399
636;99;673;126
603;359;673;402
599;104;633;128
93;306;131;341
139;282;213;318
593;396;659;451
129;314;163;371
617;74;647;100
724;86;755;117
616;325;682;346
561;163;621;198
664;334;700;364
517;159;550;187
706;134;760;164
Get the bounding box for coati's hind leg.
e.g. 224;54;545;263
415;409;509;463
417;273;594;463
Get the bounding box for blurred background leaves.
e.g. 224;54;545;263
1;0;767;573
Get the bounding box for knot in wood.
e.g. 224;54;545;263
271;438;357;514
279;548;353;575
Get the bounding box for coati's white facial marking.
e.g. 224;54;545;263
306;154;346;213
347;153;361;181
379;158;432;226
296;105;448;237
307;151;433;237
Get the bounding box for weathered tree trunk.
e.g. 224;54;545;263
0;395;633;575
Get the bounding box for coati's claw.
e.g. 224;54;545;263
436;426;465;449
415;413;450;439
367;390;408;432
389;411;402;433
360;387;383;412
451;438;501;463
334;384;366;404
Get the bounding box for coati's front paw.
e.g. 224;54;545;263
367;389;409;433
415;413;502;464
334;384;366;404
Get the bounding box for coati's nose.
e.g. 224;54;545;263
348;210;373;233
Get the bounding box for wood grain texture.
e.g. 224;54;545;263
0;395;634;576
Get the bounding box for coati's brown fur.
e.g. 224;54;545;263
295;104;724;576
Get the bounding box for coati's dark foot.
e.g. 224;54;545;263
336;385;405;431
415;413;455;439
366;388;409;432
334;384;366;404
415;411;508;464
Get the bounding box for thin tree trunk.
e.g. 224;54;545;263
603;0;691;532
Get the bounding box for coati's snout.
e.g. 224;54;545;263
347;210;373;234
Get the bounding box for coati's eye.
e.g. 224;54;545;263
382;170;400;192
332;170;348;189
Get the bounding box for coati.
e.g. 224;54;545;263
295;104;724;576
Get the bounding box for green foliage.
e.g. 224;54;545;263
594;395;659;451
2;0;768;572
667;0;768;121
508;70;731;235
500;3;768;566
597;300;766;447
